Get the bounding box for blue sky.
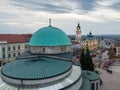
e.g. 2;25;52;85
0;0;120;35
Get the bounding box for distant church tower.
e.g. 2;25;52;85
76;22;81;42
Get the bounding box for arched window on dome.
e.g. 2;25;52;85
43;48;45;53
61;47;64;52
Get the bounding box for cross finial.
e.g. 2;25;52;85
78;22;80;26
49;18;51;26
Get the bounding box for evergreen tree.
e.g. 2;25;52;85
86;47;94;71
80;49;87;70
80;48;94;71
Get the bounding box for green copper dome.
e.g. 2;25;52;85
29;26;71;46
87;31;94;38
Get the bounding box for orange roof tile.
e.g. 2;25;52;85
0;34;32;44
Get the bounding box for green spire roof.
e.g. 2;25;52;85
29;26;71;46
87;31;94;39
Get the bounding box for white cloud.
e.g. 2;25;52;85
88;7;120;22
1;0;120;24
97;0;120;6
0;0;120;34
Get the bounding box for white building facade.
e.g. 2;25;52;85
116;45;120;56
75;23;81;43
0;34;31;65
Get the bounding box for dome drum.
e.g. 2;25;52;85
29;45;71;54
1;65;82;90
1;58;73;87
1;67;72;87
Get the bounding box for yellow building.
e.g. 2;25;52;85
83;32;98;51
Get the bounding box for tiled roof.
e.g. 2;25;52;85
115;42;120;47
1;57;72;79
82;70;100;81
71;40;80;44
0;34;32;43
29;26;71;46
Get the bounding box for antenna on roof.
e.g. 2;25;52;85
49;18;51;26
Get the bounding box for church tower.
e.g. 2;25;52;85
76;22;81;42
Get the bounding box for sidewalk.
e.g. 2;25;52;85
97;68;120;90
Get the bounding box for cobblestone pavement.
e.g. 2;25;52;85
97;67;120;90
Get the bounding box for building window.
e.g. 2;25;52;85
43;48;45;52
91;83;95;90
18;46;20;50
18;52;20;56
8;47;10;51
25;45;27;49
61;47;64;52
8;54;11;58
96;82;98;90
13;53;16;57
13;46;16;50
2;47;5;52
3;54;5;59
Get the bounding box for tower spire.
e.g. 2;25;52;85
76;22;81;42
49;18;51;26
89;31;92;35
77;22;80;29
